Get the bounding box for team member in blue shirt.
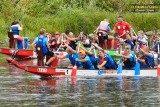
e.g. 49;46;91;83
32;28;56;66
10;21;25;49
76;50;95;69
58;43;82;68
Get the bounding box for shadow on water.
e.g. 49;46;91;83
0;59;160;106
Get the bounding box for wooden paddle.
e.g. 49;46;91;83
117;45;122;74
158;41;159;54
56;35;64;52
71;42;80;76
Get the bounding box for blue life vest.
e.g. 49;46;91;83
145;52;154;68
131;51;136;62
81;55;95;69
10;26;19;35
37;36;48;54
136;36;146;47
138;60;149;69
104;54;117;69
153;40;160;52
68;53;82;67
88;54;98;69
123;53;136;69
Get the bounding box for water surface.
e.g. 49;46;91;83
0;60;160;107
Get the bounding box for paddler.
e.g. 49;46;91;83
79;46;98;69
75;50;95;69
31;28;57;67
92;43;117;69
116;44;136;69
140;47;154;68
58;43;82;68
136;51;149;69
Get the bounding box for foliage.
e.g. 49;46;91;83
0;0;159;41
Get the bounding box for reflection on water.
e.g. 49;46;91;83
0;60;160;106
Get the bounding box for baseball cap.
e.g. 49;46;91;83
78;50;86;55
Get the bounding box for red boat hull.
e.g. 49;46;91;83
7;57;65;77
26;66;65;77
0;48;34;58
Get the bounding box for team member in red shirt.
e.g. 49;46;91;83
111;16;133;43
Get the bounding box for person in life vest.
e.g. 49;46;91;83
97;50;117;69
111;16;133;44
31;28;56;67
96;19;114;49
79;46;99;69
151;35;160;53
76;50;95;69
123;30;135;50
58;43;82;68
116;44;136;69
140;47;154;68
136;31;148;48
137;51;149;69
10;21;25;49
91;43;117;69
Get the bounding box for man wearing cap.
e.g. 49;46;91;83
76;50;95;69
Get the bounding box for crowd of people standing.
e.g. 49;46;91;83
10;16;160;70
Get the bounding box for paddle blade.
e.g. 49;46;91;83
157;64;160;77
135;62;140;75
50;56;58;67
117;63;122;74
71;65;77;76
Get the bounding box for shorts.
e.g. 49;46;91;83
15;36;24;41
97;32;104;44
45;51;54;57
103;34;108;40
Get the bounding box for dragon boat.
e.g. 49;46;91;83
7;57;160;77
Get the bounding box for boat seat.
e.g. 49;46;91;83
36;45;44;66
8;32;17;48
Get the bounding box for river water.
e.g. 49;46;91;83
0;59;160;107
